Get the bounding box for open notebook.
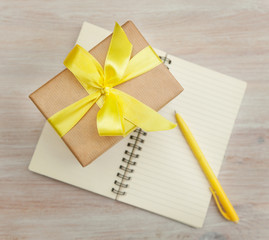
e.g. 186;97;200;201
29;22;247;228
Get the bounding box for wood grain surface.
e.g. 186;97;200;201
0;0;268;239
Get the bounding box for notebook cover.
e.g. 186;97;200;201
29;21;184;167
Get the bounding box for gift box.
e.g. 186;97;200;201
29;21;183;167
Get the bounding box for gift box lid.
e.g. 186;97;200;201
29;21;184;167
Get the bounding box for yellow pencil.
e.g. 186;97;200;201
175;112;239;223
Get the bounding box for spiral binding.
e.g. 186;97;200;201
111;128;147;197
159;54;172;69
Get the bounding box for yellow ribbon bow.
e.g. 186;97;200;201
48;22;176;137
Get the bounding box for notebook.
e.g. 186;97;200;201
29;22;247;228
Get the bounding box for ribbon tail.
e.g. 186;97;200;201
97;92;126;136
48;91;101;137
112;89;177;132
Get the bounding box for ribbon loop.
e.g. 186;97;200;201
48;22;177;137
104;22;132;87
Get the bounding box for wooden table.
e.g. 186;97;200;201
1;0;268;239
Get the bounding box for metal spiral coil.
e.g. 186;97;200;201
114;180;128;188
111;128;147;197
111;188;126;195
159;54;172;69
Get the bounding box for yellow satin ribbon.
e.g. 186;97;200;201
48;22;176;137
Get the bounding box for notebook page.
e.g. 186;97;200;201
29;22;119;199
76;21;110;50
119;55;247;228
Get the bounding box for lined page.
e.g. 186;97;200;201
119;55;247;228
29;22;121;200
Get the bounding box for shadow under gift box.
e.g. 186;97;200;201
29;20;184;167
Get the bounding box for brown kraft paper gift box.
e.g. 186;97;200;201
29;21;184;167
